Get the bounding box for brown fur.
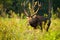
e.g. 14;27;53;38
28;15;51;31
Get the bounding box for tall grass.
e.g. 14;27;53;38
0;17;60;40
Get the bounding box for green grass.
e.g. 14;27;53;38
0;17;60;40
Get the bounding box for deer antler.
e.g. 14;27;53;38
31;1;41;17
24;9;29;17
33;1;38;9
23;0;41;18
35;1;41;14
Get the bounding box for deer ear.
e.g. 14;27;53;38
27;17;29;19
33;15;36;18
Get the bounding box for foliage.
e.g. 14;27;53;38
0;17;60;40
0;0;60;18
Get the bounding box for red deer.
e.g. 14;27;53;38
23;1;51;31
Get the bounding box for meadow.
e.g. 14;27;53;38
0;17;60;40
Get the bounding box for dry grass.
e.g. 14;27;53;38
0;17;60;40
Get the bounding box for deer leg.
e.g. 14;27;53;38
46;20;51;31
44;21;47;29
34;26;37;29
39;22;43;31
